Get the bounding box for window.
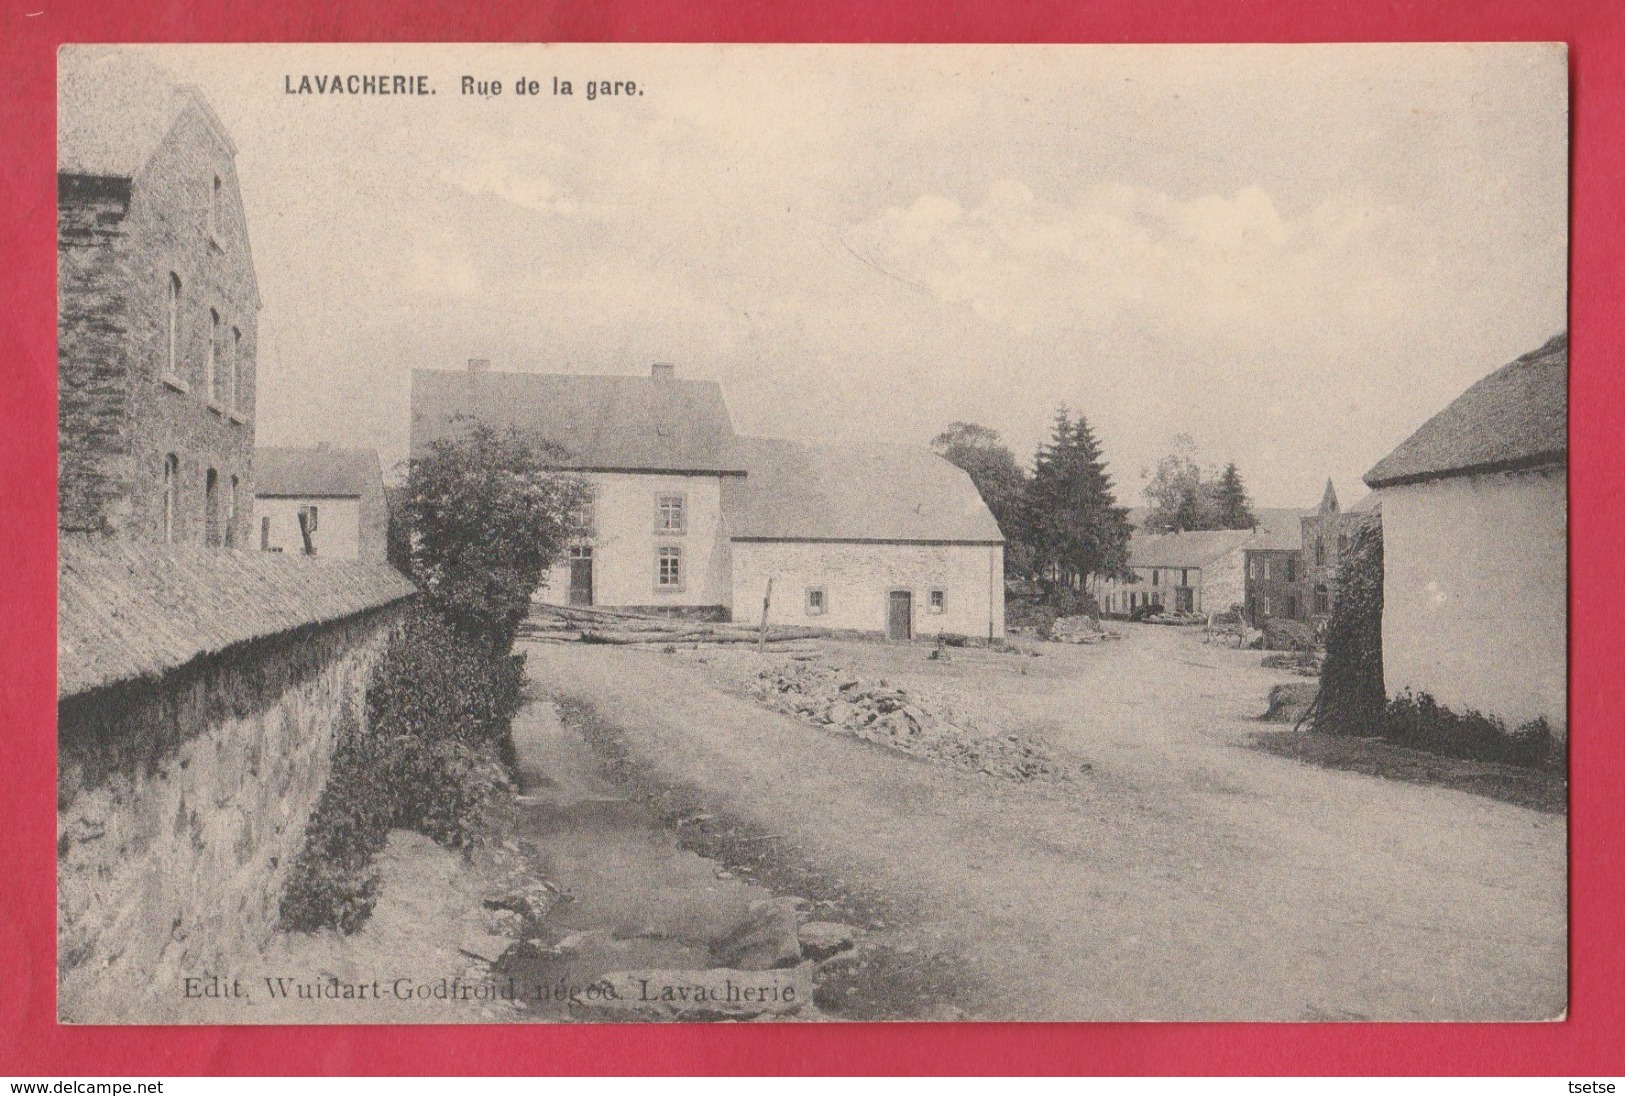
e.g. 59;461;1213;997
570;489;597;538
928;589;946;614
1314;584;1331;614
261;515;271;550
1285;595;1298;619
656;494;686;533
299;504;320;534
165;274;183;382
208;174;222;241
1284;558;1296;582
656;546;683;589
230;327;243;414
161;454;179;542
206;309;220;403
204;468;220;547
1314;536;1325;566
1151;569;1160;587
806;587;826;616
225;475;239;547
1337;533;1349;553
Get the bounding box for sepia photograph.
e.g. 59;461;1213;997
54;41;1568;1025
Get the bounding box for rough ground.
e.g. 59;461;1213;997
523;622;1568;1022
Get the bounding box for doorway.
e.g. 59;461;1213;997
568;547;594;606
887;590;913;641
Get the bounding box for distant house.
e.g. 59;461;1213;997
1364;333;1567;733
254;446;389;562
1299;480;1381;620
1100;507;1306;624
411;361;1006;639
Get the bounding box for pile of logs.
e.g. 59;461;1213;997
519;603;832;647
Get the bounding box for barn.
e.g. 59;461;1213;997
1364;333;1567;733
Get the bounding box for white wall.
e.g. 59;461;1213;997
254;496;361;560
1380;467;1566;732
730;541;1004;639
535;472;731;609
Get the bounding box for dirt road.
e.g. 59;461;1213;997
522;624;1566;1021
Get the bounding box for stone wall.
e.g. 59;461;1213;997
58;176;135;534
56;605;404;1023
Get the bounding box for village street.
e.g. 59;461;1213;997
522;624;1567;1022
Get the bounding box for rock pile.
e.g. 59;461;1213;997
1050;615;1123;644
751;660;1079;783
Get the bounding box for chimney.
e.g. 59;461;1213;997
651;362;675;382
468;358;490;373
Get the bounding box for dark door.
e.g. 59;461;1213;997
887;590;912;641
569;551;594;606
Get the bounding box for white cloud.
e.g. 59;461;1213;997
846;180;1413;345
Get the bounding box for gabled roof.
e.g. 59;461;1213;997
411;368;746;474
255;446;384;498
58;536;417;700
58;51;236;179
1126;506;1305;549
723;436;1004;544
1128;529;1260;569
1365;334;1568;489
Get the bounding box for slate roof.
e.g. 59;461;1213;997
1128;529;1260;570
723;436;1004;544
58;536;417;700
255;447;384;498
1127;505;1304;545
411;368;747;474
1365;334;1568;489
58;51;234;179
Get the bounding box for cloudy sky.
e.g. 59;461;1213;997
109;43;1565;508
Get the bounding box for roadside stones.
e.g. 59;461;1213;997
797;921;856;962
710;896;803;970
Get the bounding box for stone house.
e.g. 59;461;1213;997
1364;333;1567;733
254;446;391;562
1097;509;1305;624
410;362;1006;640
58;53;259;546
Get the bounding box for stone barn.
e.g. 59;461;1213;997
725;436;1005;641
410;361;1006;638
1365;333;1567;734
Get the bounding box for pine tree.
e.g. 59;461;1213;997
1025;408;1131;590
1209;462;1257;530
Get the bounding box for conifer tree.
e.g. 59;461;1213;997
1025;408;1131;590
1209;462;1258;530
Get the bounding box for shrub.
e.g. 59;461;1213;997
279;605;518;933
402;419;589;655
1382;690;1561;770
1302;520;1384;736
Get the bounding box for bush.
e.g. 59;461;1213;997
1382;690;1561;770
279;606;518;933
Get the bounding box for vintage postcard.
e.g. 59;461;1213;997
55;42;1568;1024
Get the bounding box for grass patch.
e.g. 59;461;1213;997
279;605;521;933
1250;729;1567;814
